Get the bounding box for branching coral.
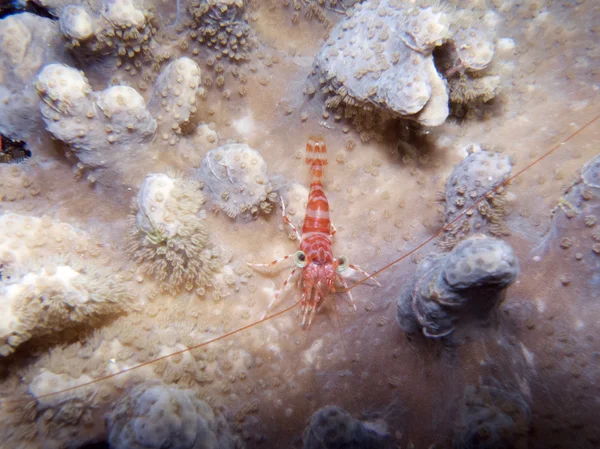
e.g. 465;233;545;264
312;0;502;138
58;0;157;72
549;154;600;265
0;12;69;140
148;57;203;145
35;63;156;176
312;0;453;132
126;173;222;295
0;213;134;356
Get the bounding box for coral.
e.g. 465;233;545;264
313;0;502;134
57;0;156;70
435;27;500;108
0;212;134;356
188;0;251;61
126;173;222;295
106;381;239;449
439;148;512;250
35;62;156;174
0;13;69;140
303;405;394;449
0;163;40;204
29;370;97;422
453;385;530;449
148;57;203;145
549;154;600;266
397;234;519;339
195;144;279;219
453;28;496;71
312;0;453;130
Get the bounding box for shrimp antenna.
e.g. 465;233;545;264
342;113;600;293
1;301;301;405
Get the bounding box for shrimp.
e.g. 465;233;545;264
248;137;380;328
1;115;599;443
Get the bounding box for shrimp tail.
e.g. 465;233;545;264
305;136;328;183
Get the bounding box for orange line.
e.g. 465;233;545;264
341;113;600;292
1;301;300;405
3;115;598;404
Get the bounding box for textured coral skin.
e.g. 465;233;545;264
397;234;518;339
0;1;599;449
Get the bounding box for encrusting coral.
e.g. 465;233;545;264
194;143;279;219
397;234;519;339
548;154;600;266
106;381;241;449
126;172;222;295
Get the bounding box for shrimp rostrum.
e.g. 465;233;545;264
249;137;379;328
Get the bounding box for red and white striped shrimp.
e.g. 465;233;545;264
249;136;379;327
2;116;599;417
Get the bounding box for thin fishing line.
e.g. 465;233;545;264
1;300;301;405
342;113;600;292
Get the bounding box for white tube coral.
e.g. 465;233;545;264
126;173;221;295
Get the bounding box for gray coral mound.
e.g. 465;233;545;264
106;382;239;449
303;406;394;449
126;173;221;295
453;385;530;449
195;144;278;219
314;0;498;127
397;234;519;338
440;149;512;250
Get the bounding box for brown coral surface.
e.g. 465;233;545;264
0;1;599;449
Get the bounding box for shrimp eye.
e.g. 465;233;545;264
294;251;307;268
337;255;349;272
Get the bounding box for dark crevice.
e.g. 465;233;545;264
0;134;31;163
0;0;55;20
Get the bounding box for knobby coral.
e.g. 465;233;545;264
126;173;222;295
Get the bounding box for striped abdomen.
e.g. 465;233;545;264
301;137;332;260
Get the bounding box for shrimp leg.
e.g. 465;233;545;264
247;253;296;274
335;274;357;312
281;197;301;241
261;268;298;319
349;263;381;287
330;222;337;238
